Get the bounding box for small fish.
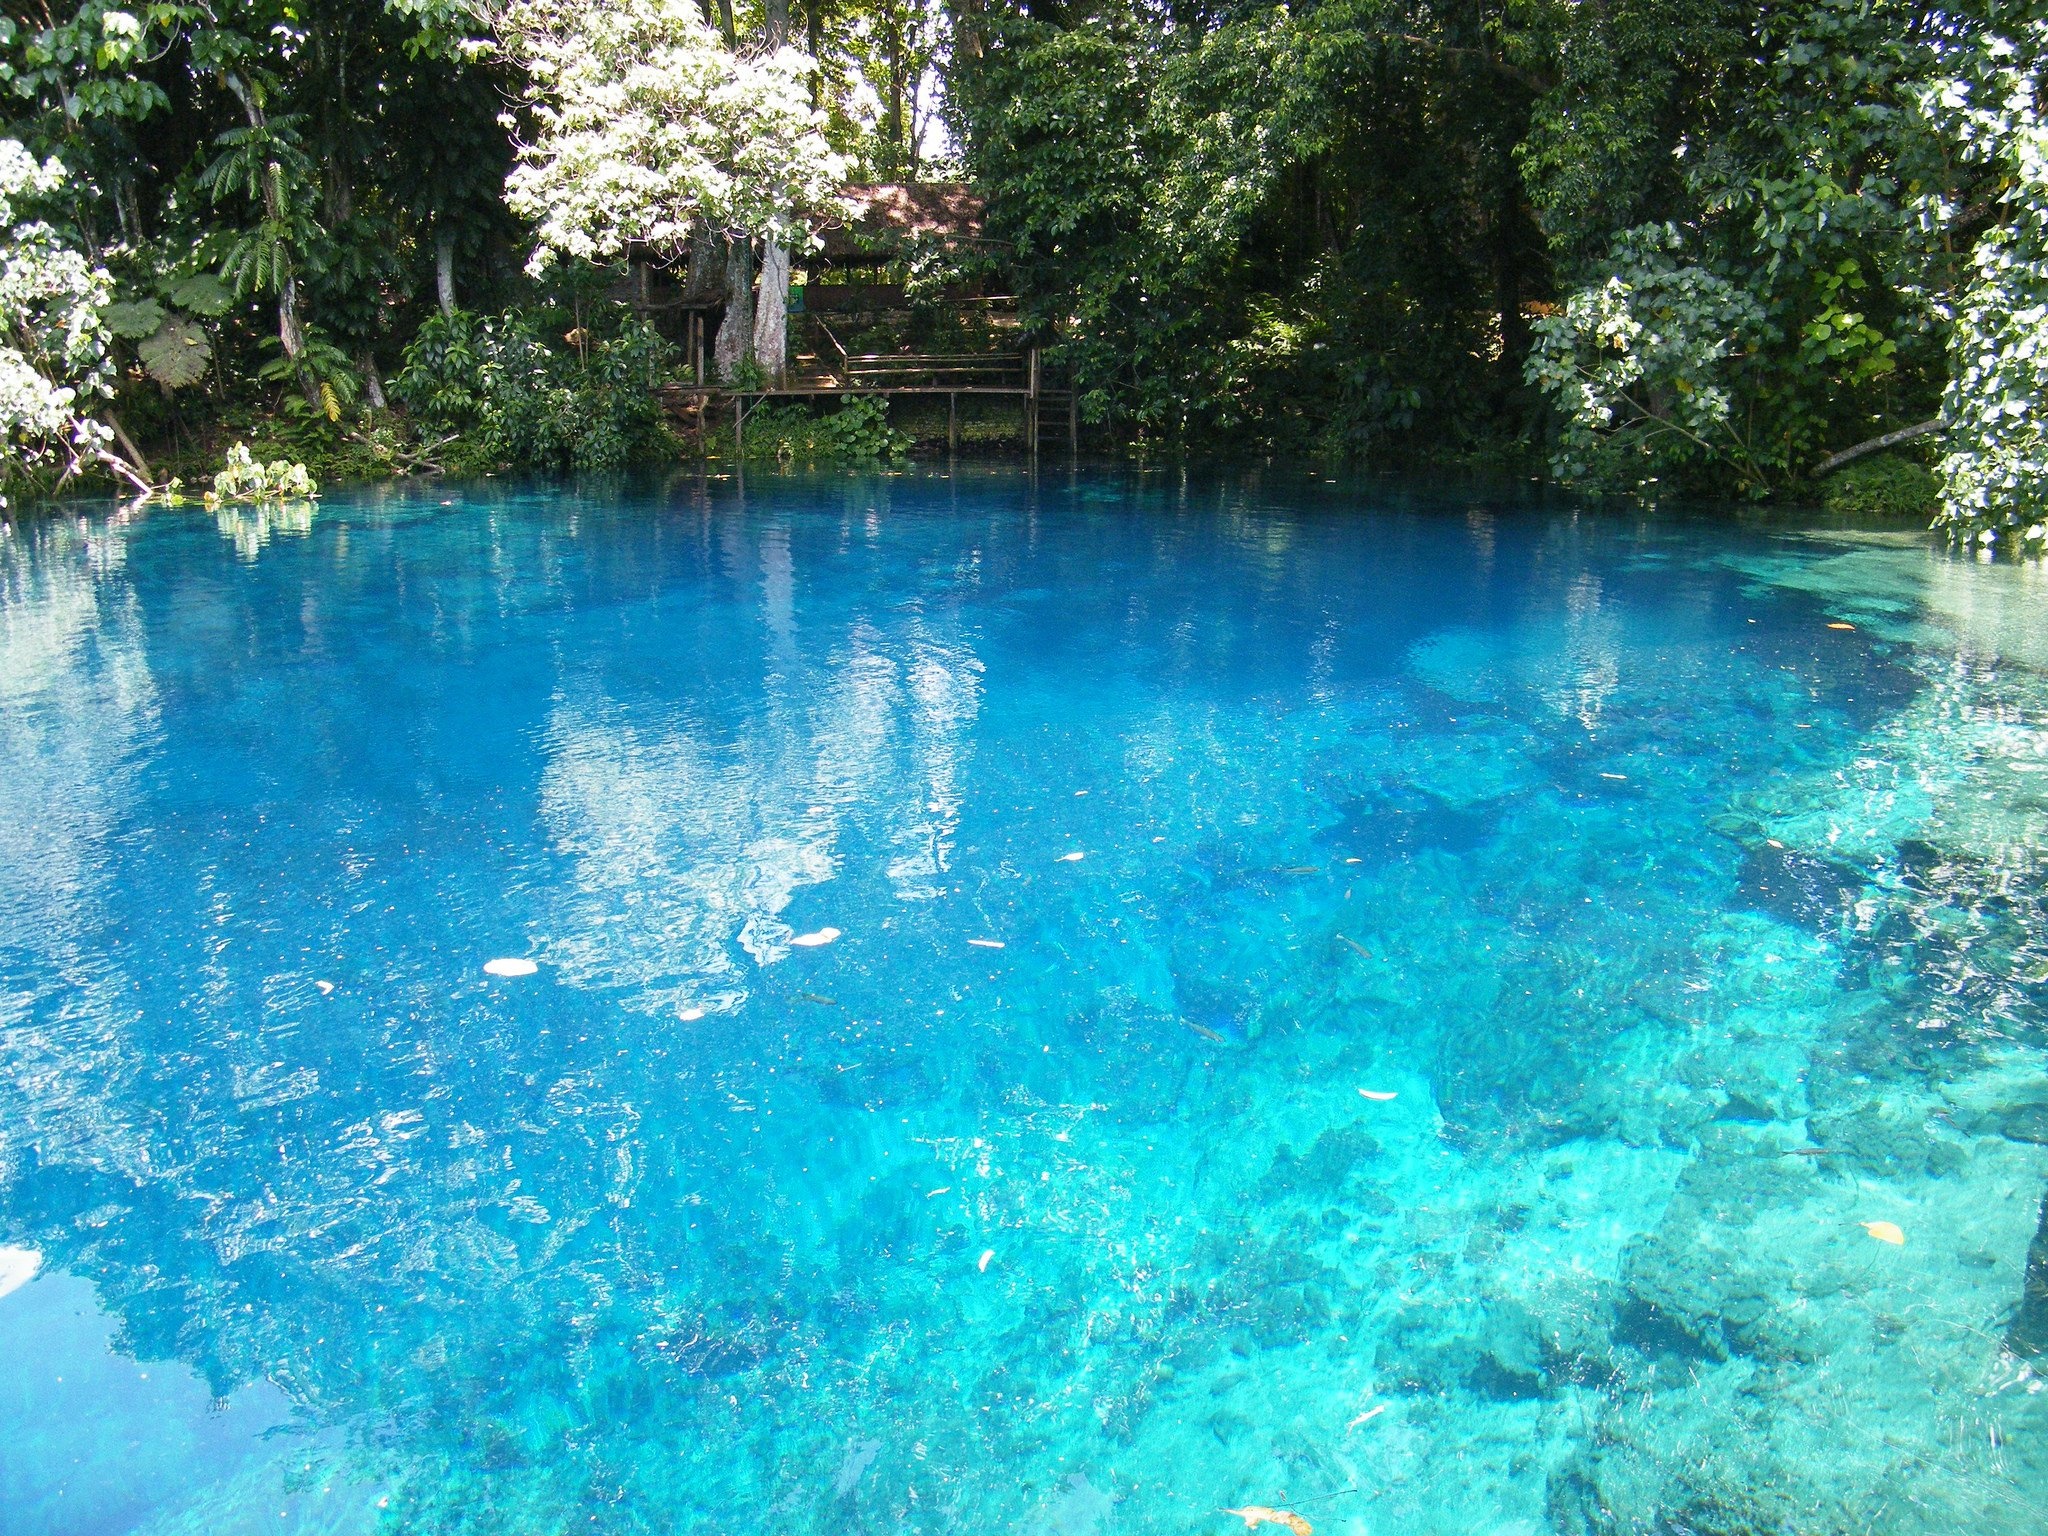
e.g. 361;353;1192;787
1861;1220;1906;1246
1599;772;1627;781
483;958;537;978
1182;1019;1227;1044
978;1249;994;1272
1358;1089;1398;1102
1346;1404;1386;1429
926;1187;952;1198
1335;933;1372;959
791;927;841;947
1057;851;1086;862
1219;1508;1312;1536
1277;865;1321;875
1827;622;1857;631
1783;1147;1835;1157
968;938;1005;949
799;993;838;1006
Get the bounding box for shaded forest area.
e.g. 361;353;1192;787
2;0;2045;539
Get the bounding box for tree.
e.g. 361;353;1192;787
0;139;147;502
496;0;845;381
1928;7;2048;549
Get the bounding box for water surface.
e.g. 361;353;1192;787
3;469;2047;1535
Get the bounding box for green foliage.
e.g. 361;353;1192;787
138;316;213;390
738;394;911;463
1822;455;1940;523
209;442;317;503
1927;11;2048;552
1525;224;1771;493
103;298;166;339
393;309;679;472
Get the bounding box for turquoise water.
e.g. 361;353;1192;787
2;469;2047;1536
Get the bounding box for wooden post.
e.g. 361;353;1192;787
1026;347;1040;456
948;391;958;454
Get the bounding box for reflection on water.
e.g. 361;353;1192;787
0;474;2045;1536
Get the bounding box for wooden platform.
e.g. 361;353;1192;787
661;341;1078;454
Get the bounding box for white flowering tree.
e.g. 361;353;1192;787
0;140;150;506
496;0;845;382
1926;16;2048;551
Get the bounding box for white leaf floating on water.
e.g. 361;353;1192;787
1359;1088;1398;1102
790;926;841;948
1056;851;1085;862
968;938;1004;949
978;1249;995;1272
484;957;539;977
0;1246;42;1299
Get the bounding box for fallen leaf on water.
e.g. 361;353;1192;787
1219;1507;1312;1536
315;980;334;994
1828;622;1857;631
483;958;537;978
968;938;1005;949
791;927;841;947
1346;1404;1386;1429
1057;851;1085;862
978;1249;994;1272
1861;1220;1906;1246
927;1187;952;1198
1358;1089;1398;1102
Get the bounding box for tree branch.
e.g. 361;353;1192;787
1815;418;1942;476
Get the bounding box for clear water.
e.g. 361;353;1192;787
3;468;2047;1536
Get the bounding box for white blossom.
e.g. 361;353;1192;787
0;141;116;507
496;0;846;275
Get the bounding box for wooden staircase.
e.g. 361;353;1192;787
1031;383;1079;455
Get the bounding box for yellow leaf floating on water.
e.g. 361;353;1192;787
791;927;841;948
1861;1220;1906;1246
1828;622;1857;631
1220;1508;1312;1536
1359;1089;1398;1102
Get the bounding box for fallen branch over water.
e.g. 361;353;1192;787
1815;418;1943;476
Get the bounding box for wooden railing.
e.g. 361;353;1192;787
787;322;1020;390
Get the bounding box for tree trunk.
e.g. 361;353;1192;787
754;238;790;384
360;352;388;410
435;230;457;317
682;222;722;304
715;237;755;381
714;0;736;45
763;0;789;46
224;71;322;411
1815;418;1943;476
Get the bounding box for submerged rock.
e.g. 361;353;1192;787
2009;1187;2048;1358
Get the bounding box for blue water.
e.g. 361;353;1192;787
4;469;2048;1536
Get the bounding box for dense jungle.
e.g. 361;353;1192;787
1;0;2045;539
